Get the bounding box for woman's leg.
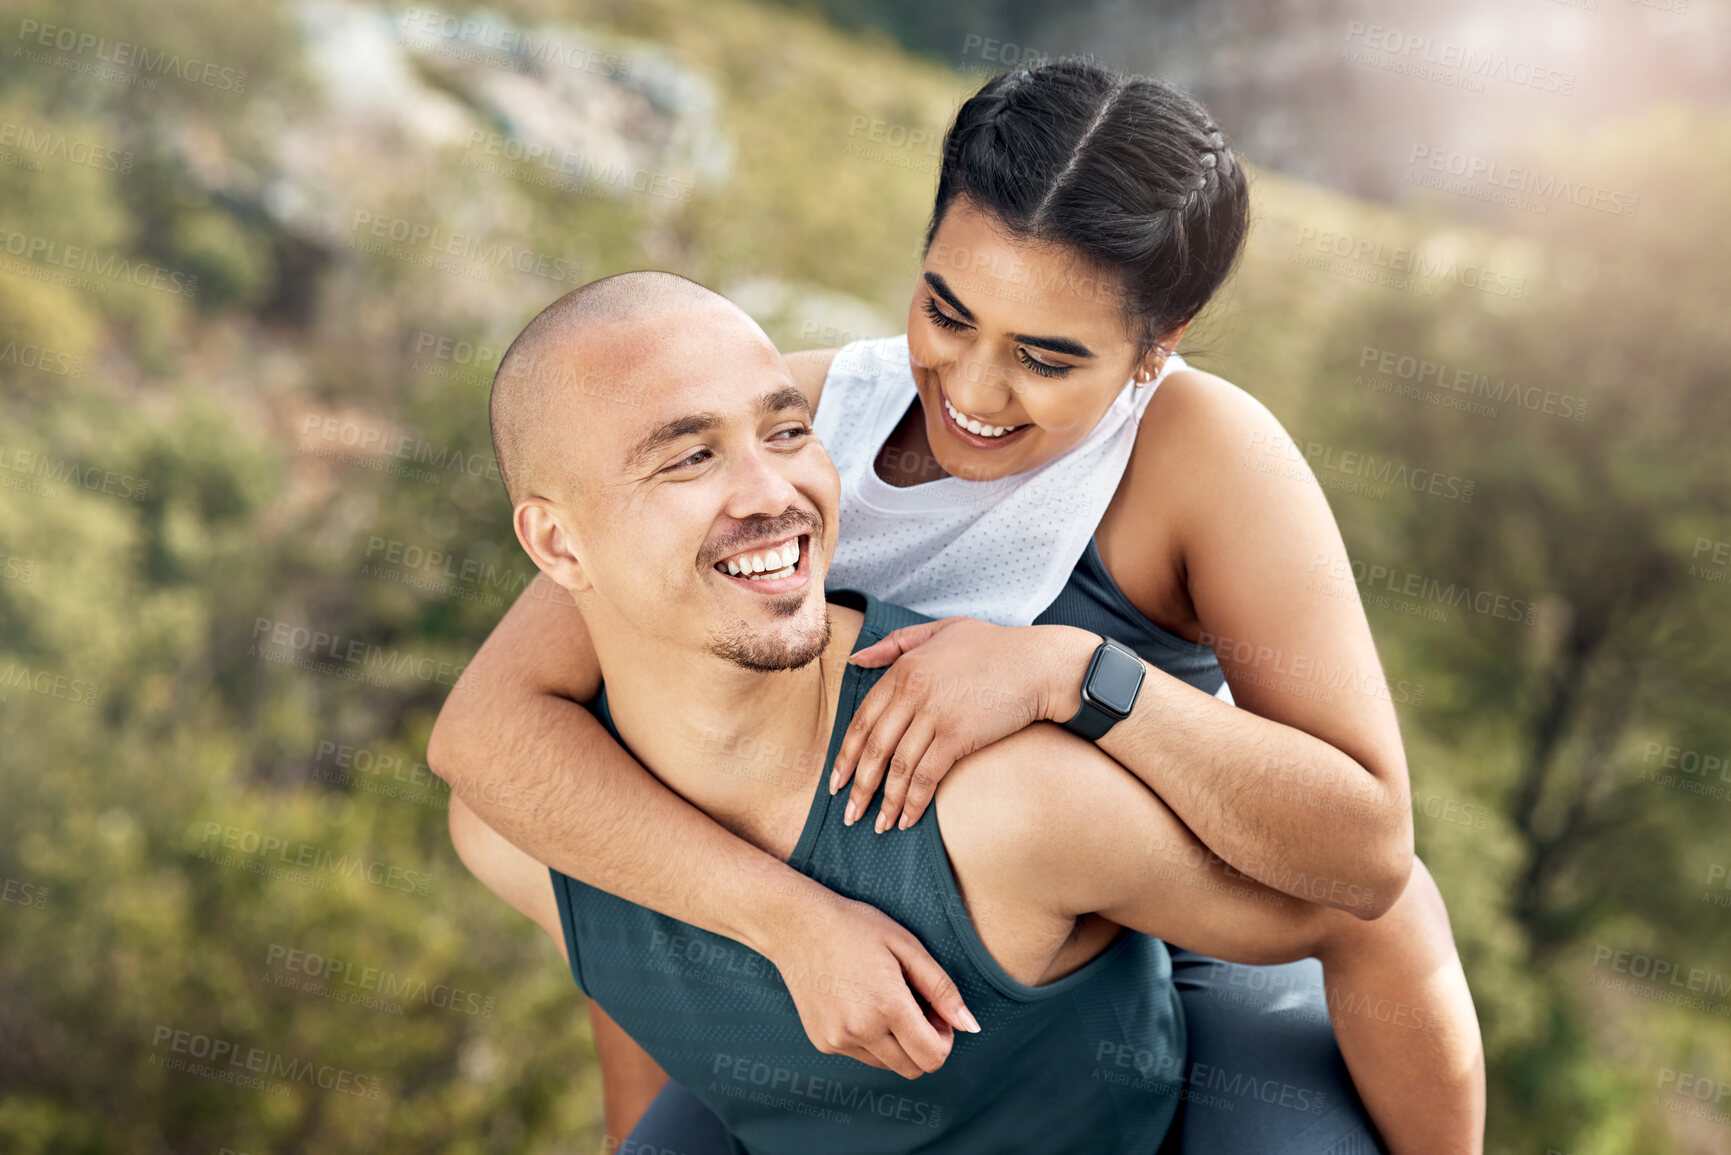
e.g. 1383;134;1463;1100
1169;951;1388;1154
621;1078;735;1155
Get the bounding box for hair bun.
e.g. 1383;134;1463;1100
926;59;1250;356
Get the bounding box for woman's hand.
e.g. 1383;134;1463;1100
830;618;1100;832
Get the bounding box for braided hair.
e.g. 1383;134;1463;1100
925;59;1249;359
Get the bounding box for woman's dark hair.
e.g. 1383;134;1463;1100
925;58;1249;357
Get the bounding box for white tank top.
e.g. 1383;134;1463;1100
814;334;1183;629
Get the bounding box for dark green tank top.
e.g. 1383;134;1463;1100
1032;535;1226;696
550;588;1185;1154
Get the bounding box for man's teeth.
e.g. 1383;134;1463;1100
720;537;801;579
944;396;1018;438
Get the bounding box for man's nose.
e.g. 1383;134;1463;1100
721;443;802;520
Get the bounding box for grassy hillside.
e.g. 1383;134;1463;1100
2;1;1728;1151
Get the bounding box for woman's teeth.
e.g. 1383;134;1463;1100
717;537;801;579
944;396;1019;438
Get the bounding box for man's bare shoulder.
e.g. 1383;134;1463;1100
934;723;1163;923
927;725;1336;975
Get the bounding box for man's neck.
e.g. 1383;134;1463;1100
590;600;866;859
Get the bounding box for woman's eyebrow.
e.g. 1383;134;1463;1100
923;271;1096;359
923;272;975;321
1012;332;1095;358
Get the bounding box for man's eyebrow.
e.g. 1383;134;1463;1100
924;271;1096;359
757;384;812;419
625;386;812;471
625;412;722;471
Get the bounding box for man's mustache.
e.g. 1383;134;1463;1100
703;511;823;566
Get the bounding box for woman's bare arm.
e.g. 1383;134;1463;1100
1087;368;1417;916
832;367;1414;916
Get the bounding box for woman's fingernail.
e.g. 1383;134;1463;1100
874;810;888;834
844;799;857;825
829;769;840;794
960;1008;981;1033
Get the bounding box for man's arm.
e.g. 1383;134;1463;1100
940;722;1484;1155
445;791;669;1142
588;1001;669;1149
448;796;664;1144
427;573;975;1077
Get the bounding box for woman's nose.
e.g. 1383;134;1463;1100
944;352;1016;415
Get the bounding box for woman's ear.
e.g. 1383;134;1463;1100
1138;319;1195;380
514;500;591;593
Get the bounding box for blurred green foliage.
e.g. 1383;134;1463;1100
0;0;1727;1152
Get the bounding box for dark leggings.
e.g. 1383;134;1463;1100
623;1074;734;1155
1159;951;1386;1154
625;953;1386;1154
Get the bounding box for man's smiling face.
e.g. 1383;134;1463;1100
512;287;840;673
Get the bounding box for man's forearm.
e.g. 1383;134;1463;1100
1044;628;1410;914
429;686;817;956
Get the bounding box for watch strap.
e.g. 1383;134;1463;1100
1061;694;1122;741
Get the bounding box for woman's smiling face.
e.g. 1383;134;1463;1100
905;196;1165;482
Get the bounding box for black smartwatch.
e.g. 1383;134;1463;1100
1060;635;1145;741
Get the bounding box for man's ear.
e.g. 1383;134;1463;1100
514;499;591;593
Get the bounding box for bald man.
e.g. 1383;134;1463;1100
443;272;1484;1155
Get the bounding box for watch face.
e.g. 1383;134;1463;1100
1087;644;1144;716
